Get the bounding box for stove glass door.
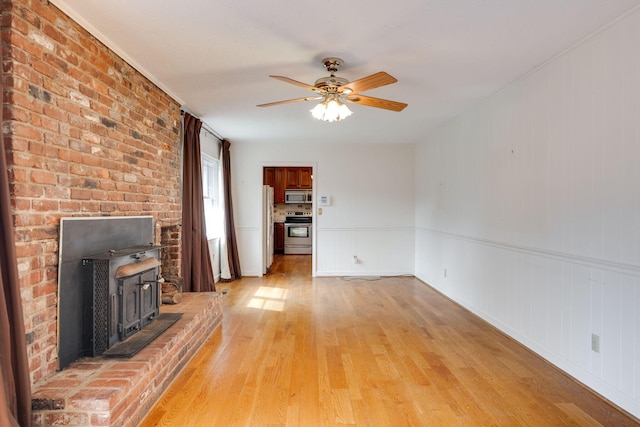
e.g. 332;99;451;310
284;223;312;254
288;225;309;238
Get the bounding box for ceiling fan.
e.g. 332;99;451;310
257;57;408;122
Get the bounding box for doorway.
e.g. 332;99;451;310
261;164;316;277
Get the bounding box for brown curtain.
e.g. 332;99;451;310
220;139;242;281
1;83;32;425
181;112;216;292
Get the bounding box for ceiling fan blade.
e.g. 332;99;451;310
346;94;408;112
269;75;319;92
257;96;322;108
342;72;397;93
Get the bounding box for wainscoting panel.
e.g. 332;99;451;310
415;227;640;418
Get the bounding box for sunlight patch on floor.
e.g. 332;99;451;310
247;286;289;311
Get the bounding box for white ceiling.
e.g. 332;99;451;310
51;0;640;145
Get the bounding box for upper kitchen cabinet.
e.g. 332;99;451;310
298;167;312;189
264;166;312;202
263;167;275;187
263;167;286;203
285;167;312;189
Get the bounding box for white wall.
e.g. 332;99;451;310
415;9;640;418
230;142;415;277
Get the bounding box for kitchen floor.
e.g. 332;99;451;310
268;254;311;276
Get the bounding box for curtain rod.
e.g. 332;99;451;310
180;110;224;141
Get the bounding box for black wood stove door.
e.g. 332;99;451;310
119;268;159;340
139;269;160;328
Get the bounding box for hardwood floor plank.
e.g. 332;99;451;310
140;255;639;426
340;354;363;400
329;388;355;425
556;402;602;426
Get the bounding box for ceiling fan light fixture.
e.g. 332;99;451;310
259;57;407;116
310;96;352;122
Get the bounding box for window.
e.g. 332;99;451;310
202;153;222;239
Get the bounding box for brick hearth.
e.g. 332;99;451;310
31;293;222;427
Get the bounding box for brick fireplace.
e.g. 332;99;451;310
31;293;222;426
1;1;225;424
1;1;210;423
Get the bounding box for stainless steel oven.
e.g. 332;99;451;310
284;213;312;254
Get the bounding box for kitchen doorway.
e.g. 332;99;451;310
261;164;316;277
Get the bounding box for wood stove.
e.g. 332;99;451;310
80;245;162;357
58;216;161;369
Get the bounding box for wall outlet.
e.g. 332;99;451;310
353;255;358;264
591;333;600;353
444;268;447;277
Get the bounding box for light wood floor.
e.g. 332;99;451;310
140;255;639;426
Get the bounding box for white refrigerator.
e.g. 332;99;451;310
262;185;274;274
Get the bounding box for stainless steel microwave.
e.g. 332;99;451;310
285;190;312;204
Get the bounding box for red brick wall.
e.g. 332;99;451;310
2;0;183;385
